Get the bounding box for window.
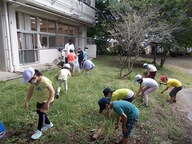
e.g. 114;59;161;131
40;18;48;32
56;36;65;47
18;33;38;64
40;35;48;48
49;36;56;47
47;20;56;33
31;17;37;31
16;12;20;29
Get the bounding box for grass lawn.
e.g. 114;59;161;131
0;56;191;144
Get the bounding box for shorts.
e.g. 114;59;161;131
123;118;138;138
36;102;45;108
169;86;182;97
148;71;156;79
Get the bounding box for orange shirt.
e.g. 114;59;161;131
67;53;76;63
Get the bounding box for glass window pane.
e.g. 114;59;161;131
49;36;56;47
16;12;20;29
31;16;37;31
40;35;48;48
40;19;47;32
19;50;38;64
48;20;56;33
56;36;64;47
17;32;22;49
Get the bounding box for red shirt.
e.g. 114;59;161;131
67;53;76;63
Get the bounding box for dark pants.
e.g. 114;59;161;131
36;102;50;131
123;118;138;138
123;96;134;103
148;71;156;79
169;86;183;97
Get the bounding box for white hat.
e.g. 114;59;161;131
143;63;148;67
23;67;35;83
63;64;71;69
135;74;142;81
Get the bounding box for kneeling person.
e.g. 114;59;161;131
98;98;139;144
103;88;135;102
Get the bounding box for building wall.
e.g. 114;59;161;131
86;44;96;58
0;0;96;72
39;49;59;64
19;0;95;24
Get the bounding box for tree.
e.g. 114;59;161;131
106;0;177;77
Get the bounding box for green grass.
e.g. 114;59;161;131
0;56;191;144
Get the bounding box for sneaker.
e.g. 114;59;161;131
31;130;42;139
41;122;53;132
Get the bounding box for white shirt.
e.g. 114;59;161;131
58;69;71;80
64;43;75;54
142;78;159;88
147;64;157;72
83;60;95;70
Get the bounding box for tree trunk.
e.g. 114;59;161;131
160;51;167;68
152;46;157;66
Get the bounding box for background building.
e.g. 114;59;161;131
0;0;96;72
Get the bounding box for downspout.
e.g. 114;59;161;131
3;0;14;72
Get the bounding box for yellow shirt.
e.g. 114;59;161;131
33;76;54;103
167;79;182;88
111;89;134;101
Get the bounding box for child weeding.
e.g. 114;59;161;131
56;64;71;97
160;75;183;103
135;74;159;106
98;98;139;144
23;68;55;139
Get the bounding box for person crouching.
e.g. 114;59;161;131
23;68;55;140
56;64;71;98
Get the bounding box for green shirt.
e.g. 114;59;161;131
112;100;139;119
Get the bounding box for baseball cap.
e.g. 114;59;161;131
143;63;148;68
98;97;110;113
103;88;113;96
135;74;142;81
160;75;168;81
22;67;35;83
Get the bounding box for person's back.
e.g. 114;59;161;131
142;78;159;88
67;52;76;63
83;60;95;70
112;89;134;101
112;100;139;119
167;78;182;88
58;69;71;81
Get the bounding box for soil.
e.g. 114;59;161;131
165;58;192;143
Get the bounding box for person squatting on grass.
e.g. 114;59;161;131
160;75;183;103
23;68;55;140
143;63;157;79
103;88;135;103
98;98;139;144
56;64;71;98
83;59;95;75
135;74;159;106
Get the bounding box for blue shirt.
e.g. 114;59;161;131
112;100;139;120
83;60;95;70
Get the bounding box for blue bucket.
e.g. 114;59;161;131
0;122;6;139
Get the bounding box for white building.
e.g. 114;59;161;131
0;0;96;72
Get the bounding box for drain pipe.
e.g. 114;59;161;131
3;0;14;72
